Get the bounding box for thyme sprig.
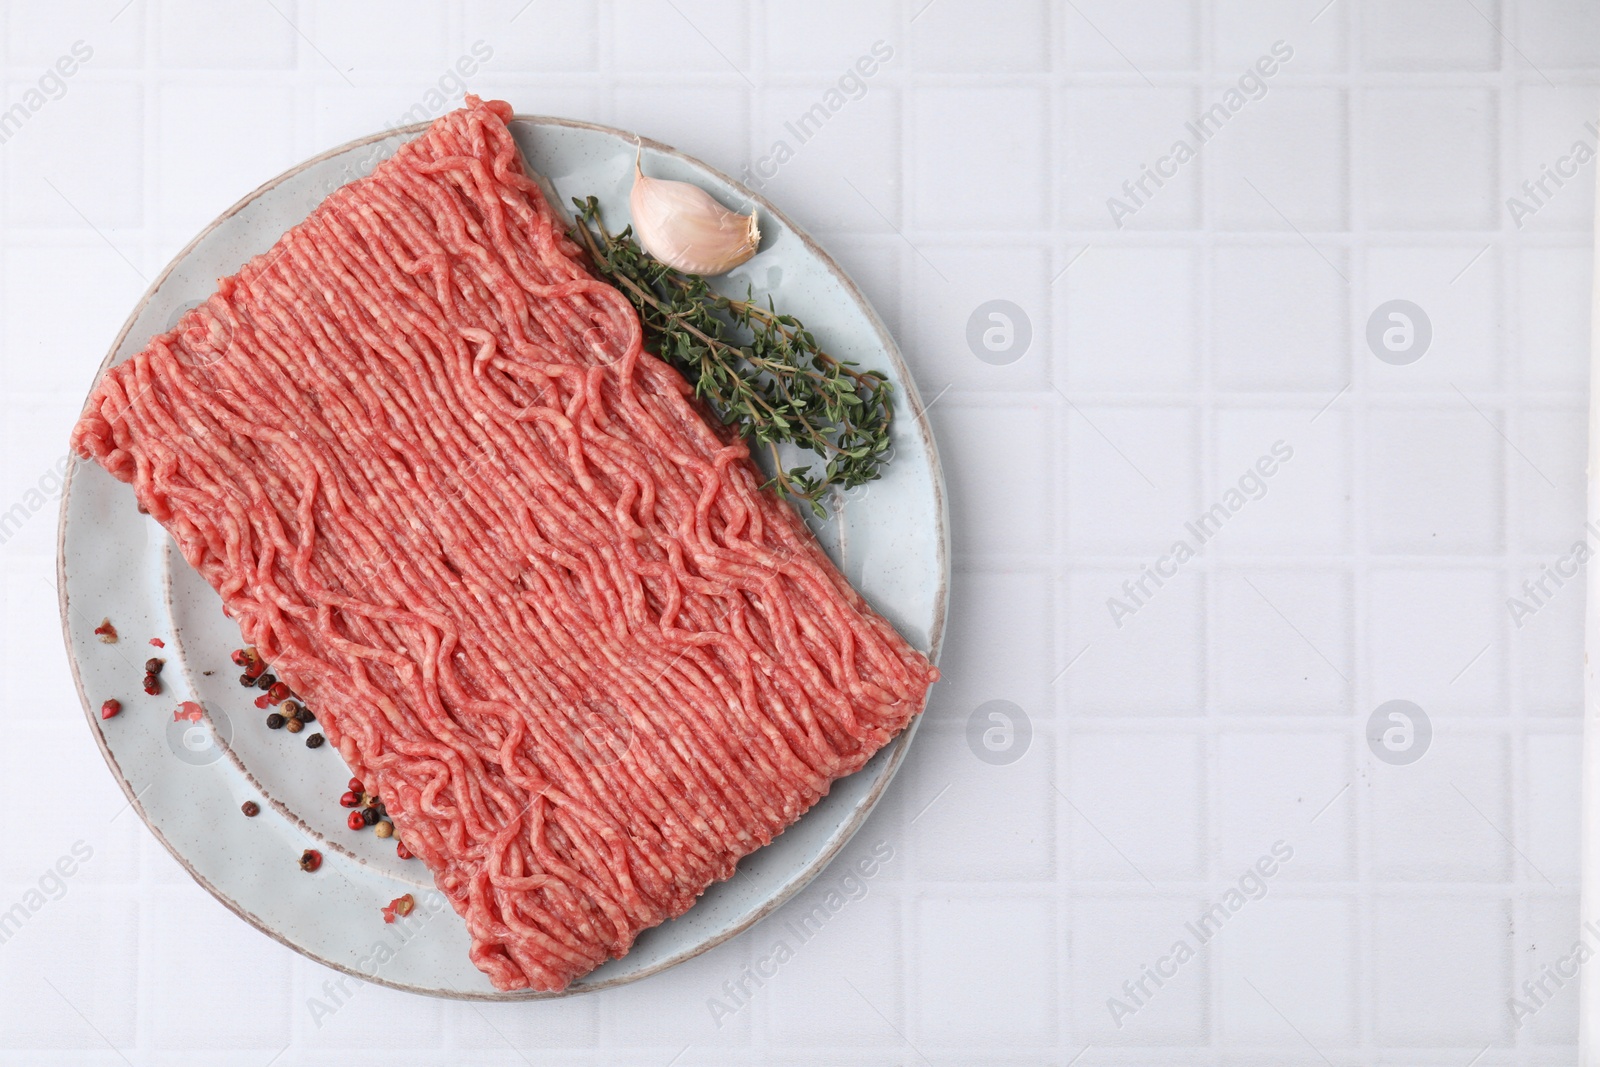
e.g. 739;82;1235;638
570;195;894;517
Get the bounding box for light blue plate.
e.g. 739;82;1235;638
57;116;948;998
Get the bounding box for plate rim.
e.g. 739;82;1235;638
56;112;951;1000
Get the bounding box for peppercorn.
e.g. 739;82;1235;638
339;790;360;808
142;674;161;696
348;777;365;794
298;849;322;872
396;841;413;860
266;713;286;730
347;811;366;831
145;657;165;675
94;618;118;643
285;717;304;734
255;673;276;691
362;807;379;827
239;673;256;687
280;699;302;719
267;682;291;703
100;698;122;720
300;709;316;723
244;660;267;681
241;800;260;817
254;694;272;710
306;733;325;749
394;894;414;917
374;820;394;839
230;649;249;667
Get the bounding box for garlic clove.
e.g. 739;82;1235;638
629;153;760;276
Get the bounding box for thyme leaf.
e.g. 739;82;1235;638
570;196;894;518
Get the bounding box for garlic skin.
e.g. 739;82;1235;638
629;155;760;276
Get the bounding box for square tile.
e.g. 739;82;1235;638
1206;87;1348;231
149;888;293;1047
1510;87;1598;233
905;244;1051;394
1517;245;1592;391
905;725;1054;881
1213;2;1345;75
1524;732;1581;885
752;85;901;235
1517;0;1600;70
764;877;902;1046
612;0;750;75
935;401;1053;556
1358;88;1498;229
1060;87;1200;230
1069;895;1210;1045
912;895;1055;1046
1372;896;1511;1046
910;87;1048;230
1211;407;1350;556
926;570;1053;725
1365;408;1503;554
1370;732;1511;881
1366;568;1505;716
912;0;1050;72
1065;729;1205;879
1514;551;1584;717
1216;732;1354;878
1362;0;1500;70
1516;894;1584;1047
310;0;451;71
1211;245;1348;390
1217;897;1357;1045
764;2;899;73
1059;0;1198;71
156;84;298;233
0;896;139;1048
1;245;147;395
1064;568;1205;714
1211;570;1351;713
1509;404;1585;557
1062;405;1198;554
4;79;144;229
7;10;141;68
1363;245;1501;390
463;1;599;72
1059;246;1199;390
156;0;298;67
612;84;749;175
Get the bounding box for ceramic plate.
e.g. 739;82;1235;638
57;116;948;999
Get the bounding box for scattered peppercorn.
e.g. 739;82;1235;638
230;648;256;667
255;673;276;692
298;849;322;872
280;699;302;719
94;618;118;643
396;841;413;860
238;673;255;687
348;777;365;794
374;820;394;839
149;638;165;648
381;893;416;923
339;790;360;808
241;800;260;817
362;807;379;827
299;709;316;723
347;811;367;831
266;713;286;730
306;733;325;749
285;717;304;735
144;657;165;675
267;681;291;703
100;698;122;720
142;674;162;696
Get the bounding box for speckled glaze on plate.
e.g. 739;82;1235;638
57;116;949;999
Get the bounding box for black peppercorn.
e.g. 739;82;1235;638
255;673;276;692
241;801;260;817
145;657;165;675
362;806;379;826
306;733;325;749
266;713;286;729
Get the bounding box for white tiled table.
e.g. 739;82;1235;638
1;1;1596;1063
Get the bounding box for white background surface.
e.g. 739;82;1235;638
0;0;1596;1063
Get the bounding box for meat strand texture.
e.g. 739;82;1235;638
71;97;939;992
